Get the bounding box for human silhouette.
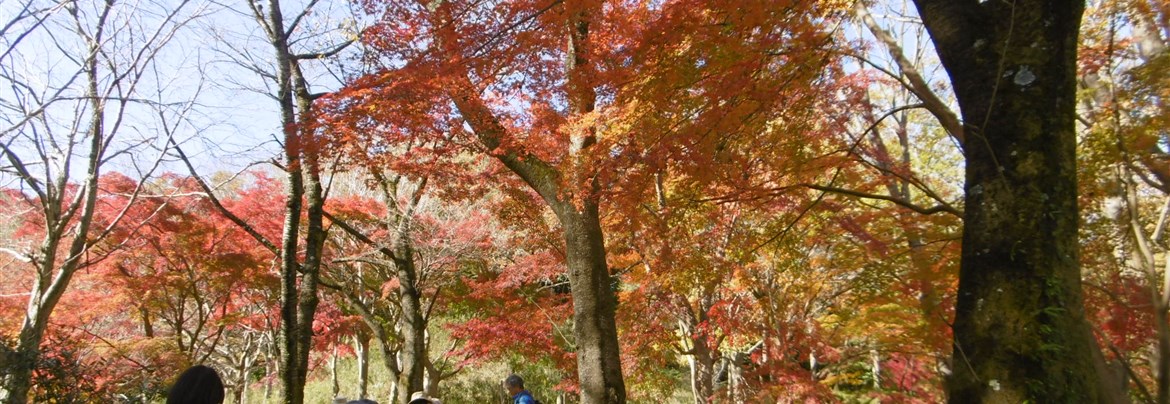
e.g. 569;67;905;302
167;365;225;404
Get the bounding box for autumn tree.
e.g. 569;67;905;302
850;0;964;342
607;156;953;401
323;169;433;403
443;192;579;396
1076;1;1170;401
320;162;503;402
178;0;360;401
910;0;1121;401
317;192;397;400
322;188;422;402
0;0;204;400
325;1;851;401
94;173;284;402
608;197;750;403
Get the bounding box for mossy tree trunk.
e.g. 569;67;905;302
911;1;1118;402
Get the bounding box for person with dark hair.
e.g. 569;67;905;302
167;365;225;404
502;374;536;404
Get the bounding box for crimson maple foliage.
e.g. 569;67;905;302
320;1;853;401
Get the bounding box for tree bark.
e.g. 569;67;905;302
910;1;1115;402
554;204;626;404
355;333;370;399
394;241;427;403
294;116;326;404
258;0;330;400
681;297;716;404
268;0;307;394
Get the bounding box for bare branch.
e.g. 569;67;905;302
284;0;324;38
0;247;33;263
803;183;961;216
322;209;400;262
293;38;356;60
171;138;281;254
855;2;964;144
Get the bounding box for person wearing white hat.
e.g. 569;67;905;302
409;391;441;404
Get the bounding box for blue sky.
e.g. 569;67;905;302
0;0;364;188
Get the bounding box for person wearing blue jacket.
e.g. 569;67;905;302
503;374;536;404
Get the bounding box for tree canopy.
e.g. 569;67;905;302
2;0;1169;403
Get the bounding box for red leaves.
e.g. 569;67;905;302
323;0;853;210
449;316;565;365
0;171;289;399
1085;271;1156;355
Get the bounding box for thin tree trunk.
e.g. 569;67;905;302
1158;296;1170;404
278;157;305;404
870;349;881;389
331;347;340;399
261;0;328;400
256;1;309;403
394;241;426;403
295;128;326;402
361;171;429;404
1114;166;1161;403
379;334;401;400
5;21;107;402
342;291;401;397
265;360;274;403
238;373;248;404
423;364;440;397
355;334;370;399
727;357;741;403
687;334;716;404
141;307;155;338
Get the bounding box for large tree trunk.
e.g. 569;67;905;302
910;1;1113;402
685;330;717;403
7;259;57;403
555;5;625;402
4;333;34;404
555;204;626;404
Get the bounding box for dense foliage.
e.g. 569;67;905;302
2;0;1169;402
